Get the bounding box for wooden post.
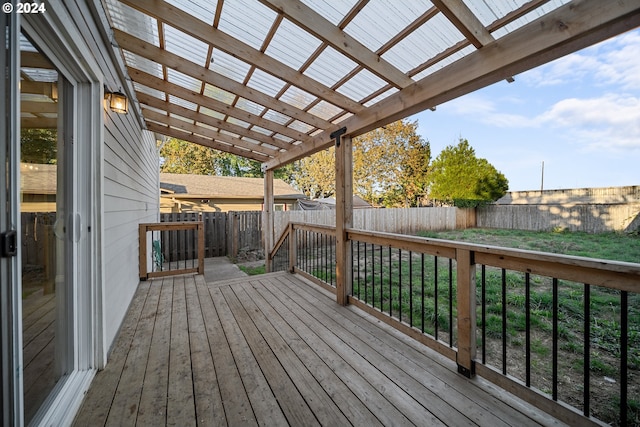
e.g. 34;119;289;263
335;131;353;306
456;248;476;377
263;169;274;272
139;224;148;280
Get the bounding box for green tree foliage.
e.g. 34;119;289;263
291;120;430;207
21;128;57;164
428;139;508;206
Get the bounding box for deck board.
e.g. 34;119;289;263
73;272;566;427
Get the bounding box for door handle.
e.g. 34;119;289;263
1;230;17;258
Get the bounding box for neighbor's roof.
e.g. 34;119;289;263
100;0;640;170
159;173;306;200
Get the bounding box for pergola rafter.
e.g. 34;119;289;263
102;0;640;171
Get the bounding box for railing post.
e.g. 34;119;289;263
138;224;148;281
197;221;204;275
456;248;476;377
334;128;352;306
288;223;296;273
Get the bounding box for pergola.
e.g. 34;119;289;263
102;0;640;300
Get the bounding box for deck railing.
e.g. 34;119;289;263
138;222;204;280
270;222;640;426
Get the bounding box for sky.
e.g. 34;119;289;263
410;28;640;192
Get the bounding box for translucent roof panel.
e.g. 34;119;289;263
337;69;387;102
203;84;235;105
166;68;201;92
209;49;252;84
163;25;209;65
300;0;359;26
199;106;226;120
491;0;572;39
279;86;317;111
265;18;323;71
123;51;162;79
304;46;358;88
246;69;287;97
235;98;267;116
133;82;165;100
217;0;277;50
344;0;431;52
412;44;476;81
383;13;466;74
307;101;344;121
165;0;217;25
168;95;197;111
106;0;158;46
363;87;399;108
463;0;527;27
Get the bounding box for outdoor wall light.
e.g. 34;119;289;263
104;88;128;114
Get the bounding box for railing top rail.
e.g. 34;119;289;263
290;222;337;235
140;221;203;231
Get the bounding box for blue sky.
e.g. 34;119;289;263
410;29;640;192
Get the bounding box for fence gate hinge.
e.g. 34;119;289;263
1;230;17;258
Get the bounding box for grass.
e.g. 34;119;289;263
238;264;265;275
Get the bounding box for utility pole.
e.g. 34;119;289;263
540;161;544;192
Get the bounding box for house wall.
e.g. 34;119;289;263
69;1;160;352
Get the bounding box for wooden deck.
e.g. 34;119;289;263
73;272;565;426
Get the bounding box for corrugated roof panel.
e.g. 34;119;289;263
235;98;267;116
337;69;386;102
266;18;323;71
133;82;165;100
246;68;287;97
288;120;314;134
168;112;192;122
140;105;166;116
168;95;197;111
123;51;162;79
106;0;158;46
307;101;344;121
203;84;236;105
491;0;571;39
412;44;475;81
279;86;317;110
262;109;292;126
363;87;399;107
227;117;250;128
249;126;273;136
332;111;353;124
165;0;217;25
299;0;359;26
209;49;252;84
217;0;277;50
304;46;358;87
383;13;465;74
194;122;218;132
199;106;226;120
164;25;209;66
166;68;201;92
344;0;430;52
273;134;294;144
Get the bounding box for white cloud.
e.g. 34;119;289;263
522;30;640;90
537;94;640;150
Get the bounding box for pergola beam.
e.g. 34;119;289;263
264;0;640;170
258;0;413;89
119;0;365;114
432;0;494;48
114;29;333;131
146;121;271;162
137;92;285;154
127;67;312;146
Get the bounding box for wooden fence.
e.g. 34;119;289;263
160;211;262;258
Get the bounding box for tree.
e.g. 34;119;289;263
159;138;220;174
21;128;57;164
428;139;508;206
293;147;336;199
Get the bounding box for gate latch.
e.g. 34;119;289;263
1;230;17;258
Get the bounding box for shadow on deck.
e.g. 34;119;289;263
73;272;565;426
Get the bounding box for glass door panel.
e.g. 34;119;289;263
19;33;71;425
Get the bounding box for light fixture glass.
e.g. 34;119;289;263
105;89;128;114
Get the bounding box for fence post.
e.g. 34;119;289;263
456;248;476;377
139;224;148;281
334;130;352;306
